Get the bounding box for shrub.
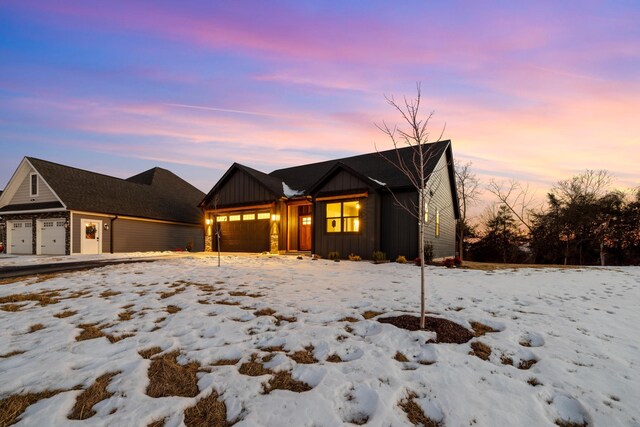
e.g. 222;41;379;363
372;251;387;262
424;241;434;263
348;253;362;261
186;240;194;252
327;251;340;260
454;256;462;267
395;255;407;264
414;257;422;266
443;258;455;268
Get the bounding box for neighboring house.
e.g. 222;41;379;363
199;140;459;260
0;157;205;255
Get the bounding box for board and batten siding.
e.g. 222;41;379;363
213;169;275;207
10;171;58;205
112;219;203;252
315;170;369;196
313;193;379;259
423;152;456;259
380;190;419;260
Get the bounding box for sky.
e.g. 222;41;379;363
1;1;639;219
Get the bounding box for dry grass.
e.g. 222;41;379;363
394;352;410;362
76;324;107;341
362;310;383;319
527;377;542;387
212;358;240;366
289;345;317;364
54;310;77;318
0;277;22;286
146;351;200;398
147;419;166;427
139;347;163;359
0;350;26;358
0;389;69;427
118;310;135;321
159;287;185;299
238;355;272;377
274;314;297;325
1;303;26;312
166;305;181;314
470;321;498;337
254;307;276;317
0;290;60;307
399;391;441;427
263;371;312;394
518;359;538;370
555;420;588;427
469;341;492;361
215;300;241;306
183;391;229;427
28;323;45;333
501;355;514;366
339;316;360;322
68;372;119;420
99;290;120;298
260;345;285;353
326;354;343;363
461;261;582;271
106;333;135;343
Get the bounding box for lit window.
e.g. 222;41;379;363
257;212;270;220
216;216;227;222
435;209;440;238
243;213;255;221
30;173;38;196
326;200;360;233
424;204;429;223
302;217;312;225
229;214;241;222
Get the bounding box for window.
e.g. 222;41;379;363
302;217;312;225
435;209;440;238
424;205;429;223
326;200;360;233
242;213;255;221
229;214;241;221
257;212;270;220
216;216;228;222
30;173;38;197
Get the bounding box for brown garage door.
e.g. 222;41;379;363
215;211;270;253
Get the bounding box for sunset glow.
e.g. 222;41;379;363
1;1;638;216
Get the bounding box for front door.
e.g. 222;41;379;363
81;219;102;254
299;215;312;251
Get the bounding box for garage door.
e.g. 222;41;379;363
8;220;33;254
38;219;66;255
216;211;270;252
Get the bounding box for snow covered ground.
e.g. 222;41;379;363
1;255;638;426
0;251;185;267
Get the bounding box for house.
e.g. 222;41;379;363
199;140;459;260
0;157;205;255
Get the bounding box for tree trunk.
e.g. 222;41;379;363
600;241;605;266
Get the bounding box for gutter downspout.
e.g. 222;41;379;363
110;215;118;254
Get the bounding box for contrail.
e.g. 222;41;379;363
164;103;285;118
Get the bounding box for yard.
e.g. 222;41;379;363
0;255;638;426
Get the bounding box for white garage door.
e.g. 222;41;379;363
8;220;33;254
38;219;66;255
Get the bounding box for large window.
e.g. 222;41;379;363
326;201;360;233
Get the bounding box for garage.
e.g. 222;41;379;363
215;211;270;252
8;220;33;254
38;219;66;255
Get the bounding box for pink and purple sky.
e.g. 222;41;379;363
1;1;638;217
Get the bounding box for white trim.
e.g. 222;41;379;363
69;210;199;226
80;218;102;254
0;208;66;215
29;173;39;197
24;159;67;209
70;212;75;254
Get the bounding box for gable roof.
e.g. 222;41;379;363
270;140;452;192
21;158;204;223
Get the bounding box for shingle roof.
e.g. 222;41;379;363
0;201;64;212
26;158;204;224
270;140;451;192
235;163;285;197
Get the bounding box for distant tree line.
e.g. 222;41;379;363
456;165;640;266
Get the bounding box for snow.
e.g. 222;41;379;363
282;182;304;198
0;251;186;267
368;176;387;186
1;256;638;426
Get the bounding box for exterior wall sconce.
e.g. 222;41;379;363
271;214;280;221
64;220;70;229
205;218;213;225
104;223;109;230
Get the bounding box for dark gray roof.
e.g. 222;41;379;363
235;163;285;197
26;158;204;224
270;140;451;192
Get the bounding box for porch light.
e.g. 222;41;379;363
271;214;280;221
64;220;70;229
205;218;212;225
356;202;360;210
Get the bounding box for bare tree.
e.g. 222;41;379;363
454;160;480;259
486;179;536;233
375;83;445;329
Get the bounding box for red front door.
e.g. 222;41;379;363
299;215;312;251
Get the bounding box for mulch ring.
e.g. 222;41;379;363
377;315;473;344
